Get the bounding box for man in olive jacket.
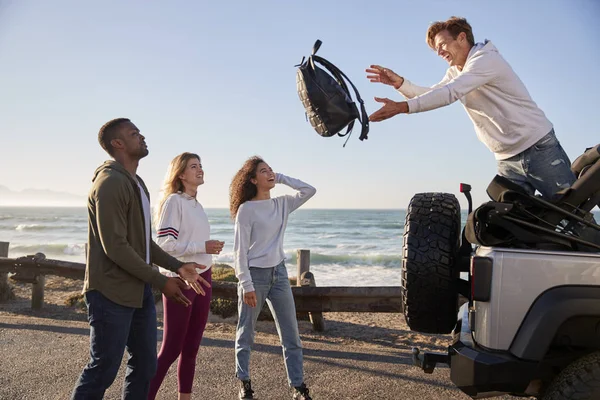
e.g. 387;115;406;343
71;118;210;400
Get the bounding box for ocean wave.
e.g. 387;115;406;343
335;243;378;250
373;223;403;230
213;249;401;268
9;243;85;256
317;234;339;239
5;215;61;222
293;229;373;238
309;264;401;286
14;224;82;231
291;252;400;268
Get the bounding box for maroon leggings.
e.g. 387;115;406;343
148;269;212;398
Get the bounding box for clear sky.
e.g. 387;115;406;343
1;0;598;210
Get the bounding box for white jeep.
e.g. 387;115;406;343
403;144;600;399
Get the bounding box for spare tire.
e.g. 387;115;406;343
402;192;461;334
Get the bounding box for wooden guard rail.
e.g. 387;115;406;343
0;242;403;331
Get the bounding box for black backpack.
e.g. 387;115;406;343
296;40;369;146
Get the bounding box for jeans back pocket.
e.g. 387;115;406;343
533;130;558;151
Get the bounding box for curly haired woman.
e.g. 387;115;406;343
230;156;316;400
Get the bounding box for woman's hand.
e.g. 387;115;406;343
244;291;257;308
205;240;225;255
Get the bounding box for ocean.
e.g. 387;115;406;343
3;206;596;287
0;206;411;287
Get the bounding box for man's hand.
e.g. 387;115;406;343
177;263;211;295
243;291;257;308
366;65;404;89
162;277;192;307
369;98;408;122
205;240;224;255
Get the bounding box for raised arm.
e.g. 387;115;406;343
406;51;497;113
397;70;453;99
276;173;316;212
366;65;452;99
369;52;498;122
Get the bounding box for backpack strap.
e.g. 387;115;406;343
311;54;370;144
311;55;355;140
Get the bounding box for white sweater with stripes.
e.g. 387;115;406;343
156;192;212;277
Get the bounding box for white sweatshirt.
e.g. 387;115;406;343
156;192;212;277
233;173;316;293
398;40;552;160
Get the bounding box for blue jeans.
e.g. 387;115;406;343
71;284;157;400
497;129;576;200
235;262;304;387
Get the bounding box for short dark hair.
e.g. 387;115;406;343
98;118;130;156
426;16;475;50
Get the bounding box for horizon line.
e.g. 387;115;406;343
0;204;408;211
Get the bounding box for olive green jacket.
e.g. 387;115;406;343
83;160;183;308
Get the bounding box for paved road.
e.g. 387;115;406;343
0;314;524;400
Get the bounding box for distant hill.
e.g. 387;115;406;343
0;185;86;207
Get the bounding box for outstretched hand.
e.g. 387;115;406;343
177;263;211;295
368;97;408;122
366;65;404;89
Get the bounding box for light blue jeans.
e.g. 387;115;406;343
497;129;576;200
235;262;304;387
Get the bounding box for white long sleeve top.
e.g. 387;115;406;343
398;40;552;160
155;192;212;277
233;173;316;293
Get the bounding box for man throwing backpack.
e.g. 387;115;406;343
367;16;575;200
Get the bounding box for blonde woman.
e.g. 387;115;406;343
148;152;224;400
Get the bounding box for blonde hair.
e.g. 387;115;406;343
426;16;475;50
155;152;200;226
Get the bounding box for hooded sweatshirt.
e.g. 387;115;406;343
83;160;183;308
398;40;552;160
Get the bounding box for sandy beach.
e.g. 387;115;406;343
0;277;525;400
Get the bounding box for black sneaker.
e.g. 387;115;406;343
239;379;255;399
292;383;312;400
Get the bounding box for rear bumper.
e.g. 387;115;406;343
412;305;539;398
448;339;537;397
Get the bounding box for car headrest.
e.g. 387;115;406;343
486;175;531;202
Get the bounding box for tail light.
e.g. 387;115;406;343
470;257;493;302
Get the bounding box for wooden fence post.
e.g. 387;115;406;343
0;242;12;302
296;249;325;332
31;253;46;310
296;249;310;285
300;271;325;331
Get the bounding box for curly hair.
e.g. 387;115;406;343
155;152;200;226
229;156;265;219
426;16;475;50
